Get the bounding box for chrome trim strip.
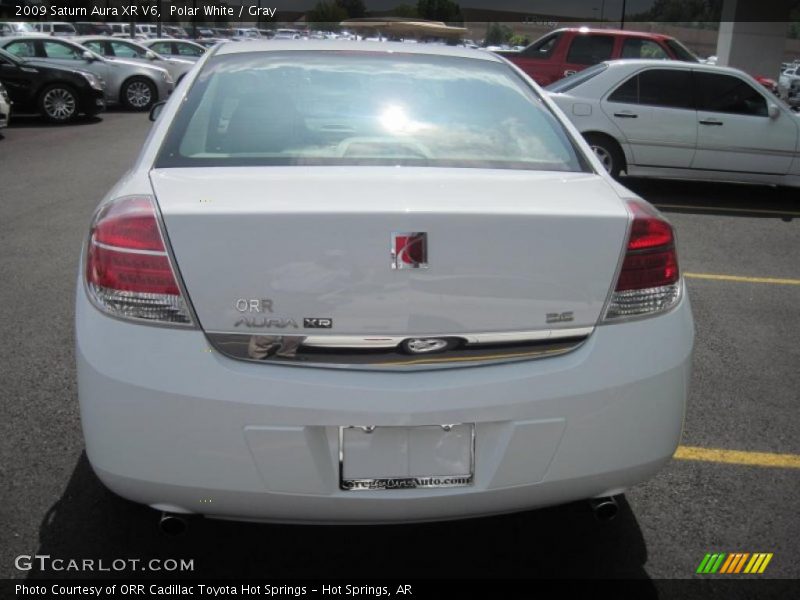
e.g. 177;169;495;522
205;326;593;349
205;327;591;372
626;139;696;150
338;424;475;491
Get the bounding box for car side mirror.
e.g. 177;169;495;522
149;100;166;122
145;50;157;60
82;50;95;62
768;104;780;119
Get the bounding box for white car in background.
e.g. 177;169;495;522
0;22;36;36
779;65;800;98
142;39;207;62
30;22;78;37
546;60;800;187
77;41;693;527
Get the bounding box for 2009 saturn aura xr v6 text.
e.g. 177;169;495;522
76;41;694;524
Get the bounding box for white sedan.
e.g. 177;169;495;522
77;41;693;527
545;59;800;187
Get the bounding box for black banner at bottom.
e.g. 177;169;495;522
3;579;800;600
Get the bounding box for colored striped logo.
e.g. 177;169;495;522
696;553;773;574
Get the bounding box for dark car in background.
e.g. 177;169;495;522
0;48;105;122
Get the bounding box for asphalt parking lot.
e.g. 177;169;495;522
0;111;798;583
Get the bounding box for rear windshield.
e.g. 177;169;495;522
156;51;589;172
665;39;699;63
545;63;609;93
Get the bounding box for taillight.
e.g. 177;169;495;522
85;195;193;325
604;200;681;320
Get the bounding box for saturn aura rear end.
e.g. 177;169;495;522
76;41;693;524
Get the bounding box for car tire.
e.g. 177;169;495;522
38;84;79;123
121;77;157;111
584;133;624;179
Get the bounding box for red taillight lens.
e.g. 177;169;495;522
615;248;679;292
92;196;165;251
626;202;674;251
87;246;181;295
85;196;192;324
605;200;681;320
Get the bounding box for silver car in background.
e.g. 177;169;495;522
76;37;194;84
0;36;173;110
141;39;207;63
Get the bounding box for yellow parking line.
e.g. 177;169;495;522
674;445;800;469
684;273;800;286
654;204;800;217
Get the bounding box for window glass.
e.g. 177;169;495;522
665;39;699;63
545;63;608;93
608;75;639;103
151;42;173;55
4;41;37;58
608;69;693;109
82;41;105;54
177;43;204;57
521;32;562;58
638;69;692;108
43;41;82;59
110;41;144;58
695;72;767;116
566;35;614;65
157;51;588;173
621;39;668;60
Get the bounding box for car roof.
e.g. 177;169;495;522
604;58;754;78
213;39;503;62
0;35;80;44
145;38;198;44
75;36;139;43
556;27;672;40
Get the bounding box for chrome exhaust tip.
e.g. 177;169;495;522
158;512;188;535
589;496;619;522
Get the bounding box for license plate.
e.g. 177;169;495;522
339;424;475;491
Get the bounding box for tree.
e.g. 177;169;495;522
336;0;366;19
307;1;348;27
483;22;513;47
392;4;419;18
508;34;531;47
631;0;722;22
417;0;462;24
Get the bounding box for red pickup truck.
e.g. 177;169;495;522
495;27;699;86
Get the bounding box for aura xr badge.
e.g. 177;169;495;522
392;232;428;270
304;318;333;329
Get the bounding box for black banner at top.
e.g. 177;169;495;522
0;0;798;24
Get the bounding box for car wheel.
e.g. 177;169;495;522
38;84;78;123
584;134;624;179
121;77;156;111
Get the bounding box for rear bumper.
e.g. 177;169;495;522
76;285;694;524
